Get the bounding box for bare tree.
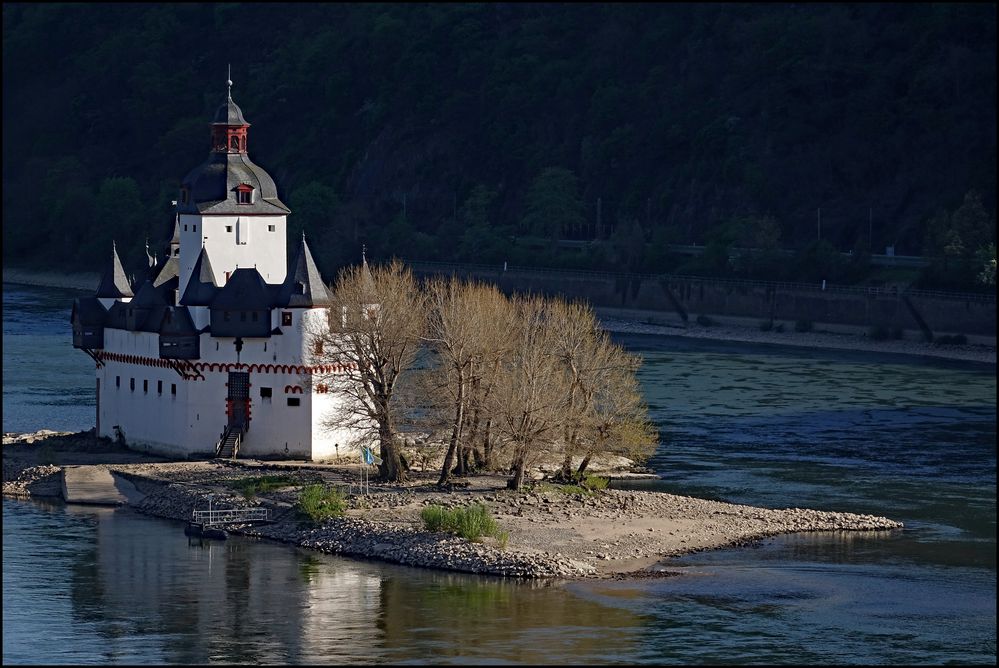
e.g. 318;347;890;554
422;276;483;485
420;277;518;484
462;285;516;473
574;355;658;477
488;295;571;490
307;259;426;482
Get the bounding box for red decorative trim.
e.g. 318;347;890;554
98;351;352;380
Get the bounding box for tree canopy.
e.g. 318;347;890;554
3;3;995;287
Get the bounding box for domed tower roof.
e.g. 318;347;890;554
212;94;249;126
176;75;289;216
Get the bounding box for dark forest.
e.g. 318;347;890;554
3;3;995;289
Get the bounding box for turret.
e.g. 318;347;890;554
95;241;133;309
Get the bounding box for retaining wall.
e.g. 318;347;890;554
411;263;996;338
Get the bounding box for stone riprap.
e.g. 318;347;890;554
4;431;905;580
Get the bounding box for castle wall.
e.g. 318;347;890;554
97;306;362;460
178;213;287;296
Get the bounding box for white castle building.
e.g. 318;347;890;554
71;80;361;460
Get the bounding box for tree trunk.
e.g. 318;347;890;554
481;418;494;469
507;454;526;490
575;452;593;477
471;444;485;469
558;452;574;481
467;405;483;470
438;372;465;486
378;416;406;482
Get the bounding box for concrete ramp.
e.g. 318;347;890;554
62;466;142;506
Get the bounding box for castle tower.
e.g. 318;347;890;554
176;76;290;298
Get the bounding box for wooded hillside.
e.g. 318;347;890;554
3;3;995;287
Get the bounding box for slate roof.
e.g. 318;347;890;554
278;235;332;307
95;243;134;299
105;300;128;329
159;305;199;336
71;296;108;326
360;254;376;302
180;246;219;306
211;268;279;311
128;280;171;333
212;94;249;126
176;152;289;215
152;256;180;288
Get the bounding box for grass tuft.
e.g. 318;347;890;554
297;484;348;522
421;503;505;543
229;475;297;500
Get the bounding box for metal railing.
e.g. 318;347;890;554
192;506;270;527
214;426;242;459
214;427;230;457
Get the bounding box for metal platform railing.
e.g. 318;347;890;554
192;507;270;527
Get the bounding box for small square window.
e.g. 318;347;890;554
116;376;121;388
260;387;272;398
143;379;148;394
237;190;252;204
184;224;188;231
171;384;177;396
282;311;292;327
268;225;275;232
157;380;163;395
226;225;233;233
287;397;301;407
130;378;135;391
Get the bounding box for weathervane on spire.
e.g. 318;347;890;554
362;244;367;264
227;63;232;98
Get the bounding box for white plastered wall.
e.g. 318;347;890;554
178;213;287;296
96;304;374;460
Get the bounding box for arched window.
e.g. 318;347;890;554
230;135;240;151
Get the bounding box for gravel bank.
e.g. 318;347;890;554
4;430;904;580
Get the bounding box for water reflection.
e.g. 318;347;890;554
5;499;641;665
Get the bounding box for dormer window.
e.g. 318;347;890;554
235;184;254;205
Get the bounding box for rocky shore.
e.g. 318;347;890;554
4;429;904;580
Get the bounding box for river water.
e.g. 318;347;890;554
3;283;996;664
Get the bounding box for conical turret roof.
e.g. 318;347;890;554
95;242;133;299
180;246;219;306
360;252;376;302
278;234;332;307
